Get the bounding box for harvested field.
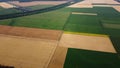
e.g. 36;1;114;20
0;25;62;40
68;0;120;8
72;12;97;16
48;46;68;68
68;0;92;8
106;0;120;4
0;25;12;34
113;6;120;12
68;4;93;8
9;1;67;7
0;35;58;68
0;2;15;8
91;0;107;4
59;33;116;53
90;0;120;4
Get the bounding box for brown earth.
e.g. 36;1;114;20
0;25;62;40
0;2;15;8
0;35;58;68
59;33;117;53
48;46;68;68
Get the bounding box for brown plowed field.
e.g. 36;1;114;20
0;25;12;34
0;35;58;68
0;25;62;40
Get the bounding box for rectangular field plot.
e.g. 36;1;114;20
60;33;116;53
110;36;120;53
70;7;120;17
101;19;120;36
0;35;58;68
103;23;120;29
64;14;104;34
0;25;62;40
0;8;71;30
64;48;120;68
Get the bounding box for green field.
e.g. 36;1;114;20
0;7;120;34
64;48;120;68
0;8;21;15
110;36;120;54
0;8;71;30
64;7;120;35
64;14;104;34
71;7;120;17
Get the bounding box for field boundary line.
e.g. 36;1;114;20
64;31;108;37
72;12;97;16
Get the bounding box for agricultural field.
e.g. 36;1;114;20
0;7;71;30
9;1;68;7
0;34;58;68
64;48;120;68
64;7;120;35
0;0;120;68
64;14;104;34
0;8;21;15
27;5;54;10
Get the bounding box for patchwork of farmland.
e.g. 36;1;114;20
0;0;120;68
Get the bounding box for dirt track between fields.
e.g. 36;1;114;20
0;25;62;40
59;33;116;53
48;46;68;68
9;1;67;7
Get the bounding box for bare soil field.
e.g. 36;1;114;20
91;0;120;4
106;0;120;4
91;0;107;4
68;3;93;8
0;34;58;68
68;0;120;8
0;2;15;8
59;33;116;53
0;25;62;40
48;46;68;68
9;1;67;7
68;0;92;8
0;25;12;34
